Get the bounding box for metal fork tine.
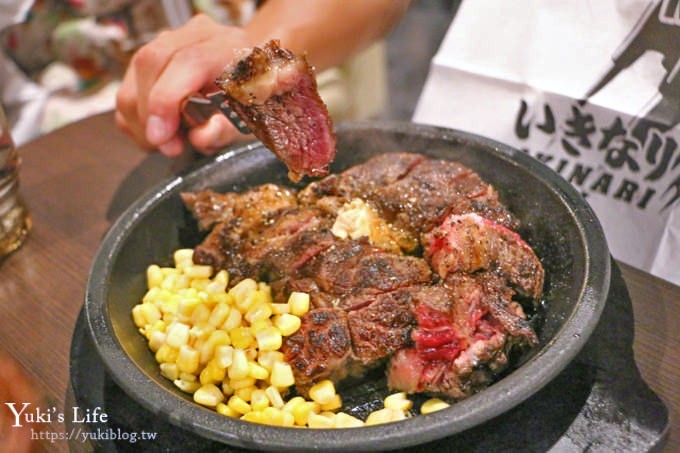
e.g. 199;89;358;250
181;91;251;135
204;91;251;134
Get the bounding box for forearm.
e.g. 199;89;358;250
244;0;411;71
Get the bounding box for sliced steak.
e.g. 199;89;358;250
281;308;352;395
386;275;537;399
182;184;297;231
300;240;433;296
242;207;335;280
298;152;426;208
346;289;418;366
376;159;519;234
423;213;544;300
217;39;336;182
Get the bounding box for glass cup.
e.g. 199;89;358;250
0;105;31;258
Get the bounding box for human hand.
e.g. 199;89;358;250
115;14;253;157
0;353;41;452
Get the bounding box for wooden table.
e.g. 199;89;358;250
0;113;677;451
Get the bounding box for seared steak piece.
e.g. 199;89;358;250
192;221;253;283
424;213;544;299
375;158;519;234
281;308;352;395
284;291;418;394
387;274;537;399
299;153;518;251
217;40;336;182
298;152;426;208
242;207;335;280
182;184;297;231
299;240;433;296
346;289;418;366
187;184;299;284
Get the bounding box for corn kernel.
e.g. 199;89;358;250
190;278;211;292
227;395;251;415
235;386;255;402
288;292;310;316
177;296;201;319
420;398;450;415
200;330;231;364
261;407;288;426
191;303;211;325
245;347;258;361
216;402;239;418
334;412;364;428
256;327;282;351
320;394;342;411
208;303;231;327
249;318;273;335
205;360;227;384
365;408;394;426
221;308;242;331
229;278;258;308
131;304;146;329
176;345;200;374
384;392;413;412
264;385;285;409
308;380;336;405
147;264;164;288
148;330;166;352
270;362;295;388
292;401;320;426
274;314;301;336
250;389;270;411
179;372;197;382
159;296;179;316
248;362;269;380
161;273;179;291
230;327;254;349
199;367;214;386
280;410;295;427
282;396;305;414
133;303;162;328
257;351;284;371
173;248;194;268
214;345;234;368
241;411;264;423
189;322;215;343
174;379;200;394
228;349;249;380
270;303;290;315
307;412;334;428
231;377;256;390
213;269;229;287
207;291;230;305
221;380;234;397
184;265;213;279
245;302;273;324
193;384;224;407
159;362;179;381
155;344;179;364
390;409;407;421
166;322;190;348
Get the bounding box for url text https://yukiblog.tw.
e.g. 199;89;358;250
3;402;158;444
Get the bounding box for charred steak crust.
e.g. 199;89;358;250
183;153;544;400
281;308;352;395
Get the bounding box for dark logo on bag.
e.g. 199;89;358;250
516;0;680;212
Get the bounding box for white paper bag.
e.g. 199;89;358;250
414;0;680;286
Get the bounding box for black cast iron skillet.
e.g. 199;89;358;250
85;122;610;451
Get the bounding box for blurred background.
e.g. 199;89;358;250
384;0;460;121
0;0;460;146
